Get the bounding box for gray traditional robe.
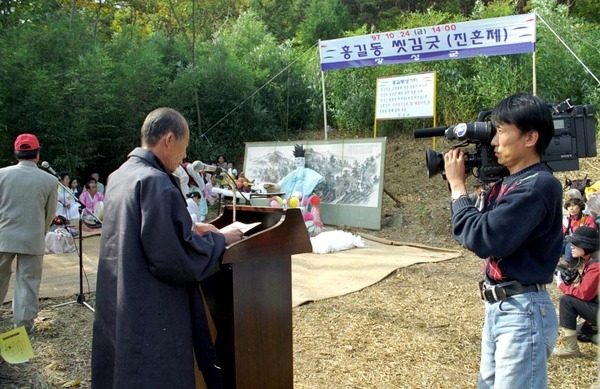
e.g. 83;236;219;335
91;147;225;388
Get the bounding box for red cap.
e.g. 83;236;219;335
14;133;40;151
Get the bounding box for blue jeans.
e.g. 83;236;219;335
563;241;575;263
478;290;558;389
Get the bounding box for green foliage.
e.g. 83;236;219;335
572;0;600;24
185;11;322;164
295;0;350;48
0;13;98;172
0;1;61;28
471;0;515;18
248;0;299;42
532;0;600;104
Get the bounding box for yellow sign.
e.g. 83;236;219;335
0;326;34;364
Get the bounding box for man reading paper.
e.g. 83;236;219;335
91;107;243;389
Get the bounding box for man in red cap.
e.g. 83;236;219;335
0;133;58;334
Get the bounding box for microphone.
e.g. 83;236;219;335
41;161;59;177
191;160;219;173
413;126;448;139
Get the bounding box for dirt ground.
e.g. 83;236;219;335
0;131;599;388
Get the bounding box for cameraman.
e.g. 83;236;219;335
445;93;562;388
553;226;599;357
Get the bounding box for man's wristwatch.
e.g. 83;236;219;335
451;190;469;202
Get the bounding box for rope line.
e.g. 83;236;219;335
200;42;319;139
535;12;600;85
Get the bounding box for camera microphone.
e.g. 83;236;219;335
446;122;494;141
41;161;59;178
413;126;448;139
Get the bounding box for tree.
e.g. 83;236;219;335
296;0;350;48
532;0;600;106
572;0;600;24
188;11;322;163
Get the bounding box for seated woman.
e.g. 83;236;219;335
69;177;81;199
562;197;597;266
186;191;204;223
55;172;80;222
204;174;220;204
79;179;104;223
216;154;228;170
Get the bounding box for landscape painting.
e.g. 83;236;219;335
243;138;386;229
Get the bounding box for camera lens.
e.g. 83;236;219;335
425;149;443;178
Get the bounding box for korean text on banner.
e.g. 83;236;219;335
319;14;536;71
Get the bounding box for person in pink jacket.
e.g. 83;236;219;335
79;179;104;221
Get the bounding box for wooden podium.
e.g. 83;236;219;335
200;205;312;389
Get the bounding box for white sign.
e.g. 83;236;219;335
375;72;436;119
319;14;536;71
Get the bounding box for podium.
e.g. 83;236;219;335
200;205;312;389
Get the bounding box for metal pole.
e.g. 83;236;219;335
319;40;328;141
532;50;537;96
321;70;328;140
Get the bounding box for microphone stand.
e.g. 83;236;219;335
223;174;238;222
51;179;97;312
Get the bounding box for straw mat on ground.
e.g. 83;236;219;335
292;234;461;307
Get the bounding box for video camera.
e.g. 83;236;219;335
555;267;580;285
413;99;597;183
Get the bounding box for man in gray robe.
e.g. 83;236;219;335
91;107;243;388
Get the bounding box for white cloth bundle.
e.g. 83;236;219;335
45;228;76;254
309;230;366;254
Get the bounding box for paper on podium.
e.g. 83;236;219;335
220;221;261;235
0;326;34;364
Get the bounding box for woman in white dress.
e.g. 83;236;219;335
186;191;203;223
55;173;80;221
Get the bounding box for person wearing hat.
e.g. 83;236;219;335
562;197;597;267
0;134;58;334
278;144;323;200
553;226;600;357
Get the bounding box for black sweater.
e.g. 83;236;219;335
451;163;563;285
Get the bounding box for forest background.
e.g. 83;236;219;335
0;0;599;181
